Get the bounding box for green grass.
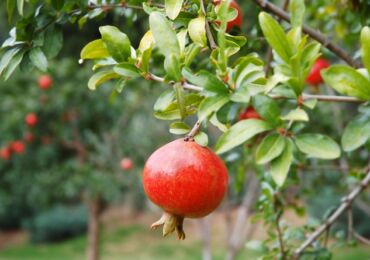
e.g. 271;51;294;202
0;225;369;260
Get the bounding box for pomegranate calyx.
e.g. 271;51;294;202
150;212;186;240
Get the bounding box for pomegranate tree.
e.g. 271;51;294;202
143;139;228;239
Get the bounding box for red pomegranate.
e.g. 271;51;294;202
239;106;261;120
0;146;12;161
143;139;228;239
120;158;133;170
306;58;330;86
38;75;53;90
25;113;38;127
10;141;25;154
24;132;34;143
214;0;243;32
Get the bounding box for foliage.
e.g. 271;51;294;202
23;204;87;243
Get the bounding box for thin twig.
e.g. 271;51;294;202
354;231;370;246
294;170;370;258
275;210;287;260
148;73;364;103
347;206;354;241
200;0;217;49
252;0;362;68
185;120;202;140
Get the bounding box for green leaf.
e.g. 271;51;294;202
259;12;292;63
303;99;317;110
198;95;229;121
3;50;24;80
17;0;24;16
43;26;63;58
215;119;272;154
164;54;181;81
361;26;370;75
149;12;180;57
290;0;305;28
114;63;141;78
188;17;207;47
174;83;186;120
0;47;21;76
281;108;309;122
271;139;293;187
99;26;131;62
7;0;15;23
194;132;208;147
87;69;119;90
252;95;282;127
154;103;181;120
29;47;48;72
342;117;370;152
169;121;190;134
322;65;370;100
256;134;286;164
114;78;126;93
182;68;228;96
295;134;341;159
80;39;109;60
165;0;184;20
154;89;175;111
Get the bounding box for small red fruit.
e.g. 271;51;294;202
38;75;52;90
10;141;25;154
214;0;243;32
120;158;133;170
0;146;12;161
306;58;330;86
143;139;228;239
239;106;261;120
24;132;34;143
25;113;38;127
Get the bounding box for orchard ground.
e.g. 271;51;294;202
0;207;369;260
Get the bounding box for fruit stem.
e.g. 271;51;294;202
184;120;202;141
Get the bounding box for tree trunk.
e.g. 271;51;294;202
198;216;212;260
226;173;260;260
87;197;103;260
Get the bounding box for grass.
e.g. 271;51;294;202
0;224;369;260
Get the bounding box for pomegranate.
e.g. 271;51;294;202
24;132;34;143
306;58;330;86
239;106;261;120
11;141;25;154
38;75;52;90
25;113;38;127
0;146;12;160
143;139;228;239
214;0;243;32
120;158;133;170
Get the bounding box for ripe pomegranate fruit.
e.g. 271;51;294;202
0;146;12;160
38;75;53;90
306;58;330;86
25;113;38;127
214;0;243;32
24;132;34;143
10;141;25;154
239;106;261;120
143;139;228;239
120;158;133;170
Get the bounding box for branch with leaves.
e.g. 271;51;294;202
294;169;370;258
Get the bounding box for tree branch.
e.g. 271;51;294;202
252;0;362;68
294;170;370;258
149;73;364;103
